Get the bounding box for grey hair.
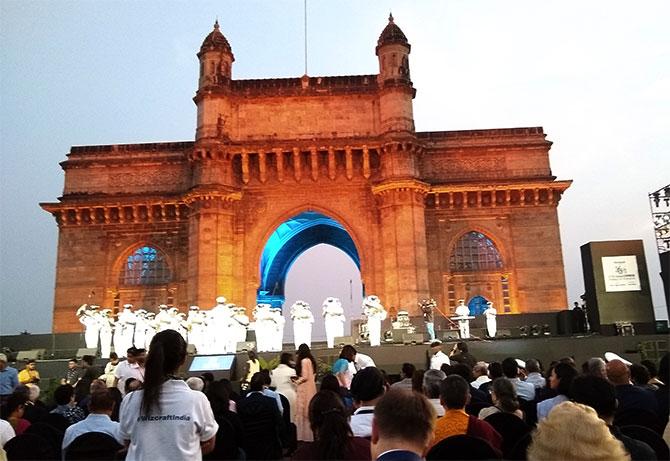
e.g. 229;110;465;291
422;369;446;398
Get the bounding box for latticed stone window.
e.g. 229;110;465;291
449;232;503;272
120;246;171;285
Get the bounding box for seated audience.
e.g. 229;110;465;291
391;363;415;391
640;360;664;388
205;379;245;460
479;377;523;420
320;373;353;413
186;376;205;392
22;384;47;424
630;363;657;391
537;362;578;420
0;418;15;447
50;385;86;426
656;354;669;426
607;359;659;416
350;367;386;438
585;357;608;379
422;369;446;417
470;362;491;390
292;390;370;460
2;394;30;436
449;342;476;369
371;389;436;461
62;389;122;452
479;361;503;397
431;374;502;452
124;377;142;394
411;369;425;393
571;375;656;460
76;378;107;413
524;359;546;389
527;401;630;461
237;372;283;460
448;363;488;407
502;357;535;401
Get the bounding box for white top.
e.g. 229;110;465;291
119;380;218;461
350;405;375;437
62;413;122;450
355;353;376;369
270;364;297;397
430;351;451;370
471;375;492;389
455;304;470;317
114;360;145;396
509;377;536;401
525;372;546;389
0;418;15;447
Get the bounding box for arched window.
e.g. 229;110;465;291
449;232;503;272
120;246;171;285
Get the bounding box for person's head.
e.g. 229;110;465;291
449;363;474;382
308;390;352;458
527;401;629;461
472;361;488;378
339;345;357;362
350;366;385;405
81;355;94;367
488;361;503;379
142;330;187;414
54;384;75;405
26;383;40;402
186;376;205;391
640;360;658;379
67;358;78;369
371;388;436;459
502;357;519;379
455;342;468;353
206;379;231;414
4;394;26;418
411;369;425;393
249;372;265;392
24;359;36;370
88;389;115;415
549;362;578;396
570;375;617;423
280;352;293;367
526;359;541;374
606;360;630;386
247;350;258;361
401;362;416;379
320;373;341;394
422;369;446;399
586;357;607;379
90;379;107;394
0;353;7;370
109;352;119;364
430;341;442;355
440;374;469;409
629;364;651;386
259;369;272;386
125;378;141;394
490;377;519;413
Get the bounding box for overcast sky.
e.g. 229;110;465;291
1;1;668;335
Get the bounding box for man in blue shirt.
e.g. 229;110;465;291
62;389;123;453
0;353;19;404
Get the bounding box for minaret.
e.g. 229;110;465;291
194;20;235;141
376;13;415;135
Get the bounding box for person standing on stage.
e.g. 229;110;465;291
454;299;471;339
77;304;100;350
323;297;346;349
483;301;497;338
291;300;314;349
363;295;387;347
419;299;437;342
98;309;114;359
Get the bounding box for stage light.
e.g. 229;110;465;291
519;325;529;337
530;324;540;336
542;324;551;336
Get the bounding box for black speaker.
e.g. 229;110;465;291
390;329;406;344
75;348;97;359
402;333;424;345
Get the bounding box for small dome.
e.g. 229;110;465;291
200;20;232;54
377;13;408;47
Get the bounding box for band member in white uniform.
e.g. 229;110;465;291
269;307;285;352
455;299;471;339
133;309;148;350
290;300;314;348
363;295;387;347
253;304;273;352
155;304;172;332
232;307;250;347
209;296;234;353
77;304;101;350
99;309;114;359
483;301;497;338
118;304;137;351
186;306;206;353
322;297;345;349
143;312;157;350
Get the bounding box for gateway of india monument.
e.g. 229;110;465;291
41;16;571;333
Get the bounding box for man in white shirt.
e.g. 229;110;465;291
391;363;416;391
502;357;535;400
524;359;546;389
429;341;450;371
355;352;376;370
0;418;15;447
62;389;123;452
470;362;491;389
350;367;386;437
113;347;146;395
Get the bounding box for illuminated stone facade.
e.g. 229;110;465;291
42;18;571;332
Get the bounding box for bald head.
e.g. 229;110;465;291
606;360;630;385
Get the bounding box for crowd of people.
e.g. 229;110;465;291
0;334;668;460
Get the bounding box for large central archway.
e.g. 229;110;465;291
257;211;361;307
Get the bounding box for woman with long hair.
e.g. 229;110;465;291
205;380;245;460
478;377;524;420
292;390;370;460
294;343;317;441
119;329;218;460
537;362;579;421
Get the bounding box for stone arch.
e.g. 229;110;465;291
255;208;363;307
445;226;509;271
112;242;174;287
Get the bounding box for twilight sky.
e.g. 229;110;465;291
1;0;668;335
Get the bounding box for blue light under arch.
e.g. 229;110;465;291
258;211;360;307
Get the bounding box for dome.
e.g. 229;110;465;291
200;20;232;54
377;13;408;48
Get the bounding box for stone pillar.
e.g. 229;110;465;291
373;181;430;314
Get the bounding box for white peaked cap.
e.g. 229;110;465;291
604;352;632;366
189;305;200;310
362;295;383;309
216;296;227;304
